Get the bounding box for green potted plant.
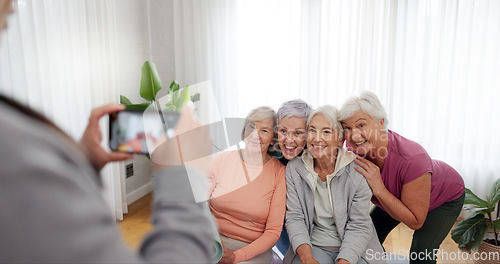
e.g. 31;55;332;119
119;61;200;159
119;62;222;263
451;178;500;262
120;60;199;112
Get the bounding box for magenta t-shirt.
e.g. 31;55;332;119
350;130;465;212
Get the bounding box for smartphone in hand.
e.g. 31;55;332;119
109;109;179;155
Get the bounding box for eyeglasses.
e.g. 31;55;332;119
278;129;306;139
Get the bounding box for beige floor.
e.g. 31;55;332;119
118;193;153;249
118;193;474;263
383;222;472;263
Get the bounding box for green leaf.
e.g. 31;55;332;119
464;206;494;215
465;188;488;208
120;95;133;105
494;219;500;230
140;61;162;101
169;80;180;92
124;103;150;111
488;178;500;208
177;85;191;110
190;92;200;102
464;212;481;220
451;214;488;250
172;90;180;110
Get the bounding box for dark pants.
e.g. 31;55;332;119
370;192;465;264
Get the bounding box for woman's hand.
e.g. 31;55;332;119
79;104;133;171
356;156;431;230
337;259;350;264
296;244;319;264
218;244;235;264
354;156;386;196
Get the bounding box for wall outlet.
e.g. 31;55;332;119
126;163;134;178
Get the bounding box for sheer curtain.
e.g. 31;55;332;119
0;0;127;220
171;0;500;198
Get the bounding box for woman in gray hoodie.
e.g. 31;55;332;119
283;105;385;264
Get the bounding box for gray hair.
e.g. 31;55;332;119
339;91;388;131
276;99;312;123
307;105;344;141
241;106;277;141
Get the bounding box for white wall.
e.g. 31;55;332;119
149;0;176;91
115;0;176;205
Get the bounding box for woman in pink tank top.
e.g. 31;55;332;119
339;91;464;264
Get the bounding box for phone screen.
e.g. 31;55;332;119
109;110;179;154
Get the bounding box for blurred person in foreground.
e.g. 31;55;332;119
208;106;286;263
0;0;215;262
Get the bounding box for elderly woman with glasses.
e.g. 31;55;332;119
284;105;384;264
339;91;465;264
275;99;312;164
272;99;312;256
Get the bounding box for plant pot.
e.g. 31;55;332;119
475;241;500;264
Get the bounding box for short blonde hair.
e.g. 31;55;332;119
241;106;277;143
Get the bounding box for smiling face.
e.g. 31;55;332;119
243;118;275;155
341;111;385;156
277;116;307;160
306;114;342;160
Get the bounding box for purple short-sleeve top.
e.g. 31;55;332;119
351;130;465;212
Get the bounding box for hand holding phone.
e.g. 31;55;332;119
109;105;211;174
109;109;180;155
80;104;134;171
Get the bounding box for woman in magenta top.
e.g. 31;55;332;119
339;91;464;264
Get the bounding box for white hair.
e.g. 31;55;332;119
339;91;388;131
307;105;344;141
276;99;312;123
